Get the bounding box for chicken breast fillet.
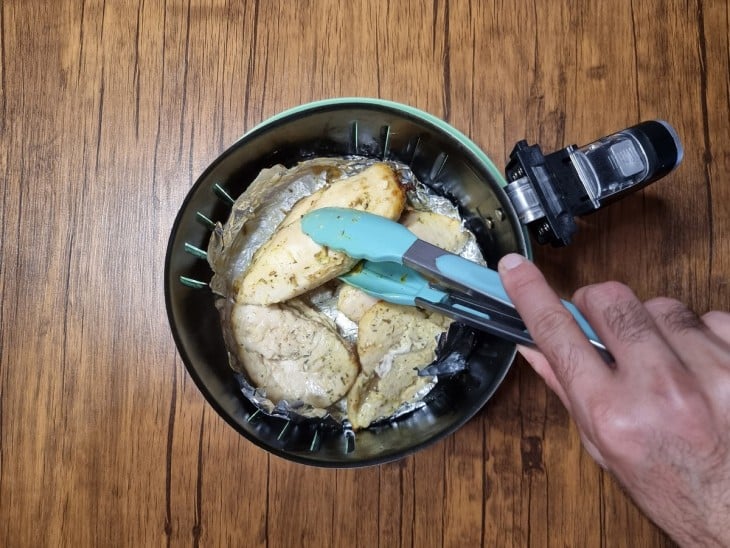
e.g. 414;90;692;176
347;302;451;430
401;209;468;253
336;283;380;323
236;163;406;305
231;300;359;408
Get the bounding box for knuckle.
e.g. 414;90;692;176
644;296;682;312
601;298;654;344
583;375;728;473
655;388;723;458
645;297;701;333
585;397;657;468
585;281;632;306
647;369;695;405
572;281;633;316
701;310;730;324
530;306;575;341
701;310;730;345
586;399;636;451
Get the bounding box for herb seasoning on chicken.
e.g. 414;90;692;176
208;157;486;430
237;163;406;305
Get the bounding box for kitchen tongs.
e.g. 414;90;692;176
342;260;538;348
301;207;612;362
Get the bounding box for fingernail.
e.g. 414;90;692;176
499;253;526;271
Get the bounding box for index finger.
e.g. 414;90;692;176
498;253;613;395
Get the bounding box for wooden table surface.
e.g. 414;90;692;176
2;1;729;546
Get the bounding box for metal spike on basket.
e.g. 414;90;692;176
381;125;391;160
178;183;233;289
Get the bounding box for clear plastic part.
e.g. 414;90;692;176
570;132;649;207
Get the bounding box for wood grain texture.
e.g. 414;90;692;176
1;0;728;546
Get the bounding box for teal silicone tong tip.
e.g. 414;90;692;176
340;262;447;307
301;207;417;263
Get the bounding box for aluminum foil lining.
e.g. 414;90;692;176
207;156;486;426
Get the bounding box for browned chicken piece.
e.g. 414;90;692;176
336;283;380;323
236;163;406;305
401;209;469;253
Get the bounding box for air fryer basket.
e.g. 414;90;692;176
165;98;530;467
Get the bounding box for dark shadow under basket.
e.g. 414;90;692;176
164;98;530;467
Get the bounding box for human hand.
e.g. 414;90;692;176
497;253;730;547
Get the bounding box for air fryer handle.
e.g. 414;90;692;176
503;121;684;247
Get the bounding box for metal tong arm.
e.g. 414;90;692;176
420;284;613;363
402;240;613;362
415;294;535;347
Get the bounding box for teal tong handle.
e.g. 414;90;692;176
301;207;603;350
431;253;600;342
